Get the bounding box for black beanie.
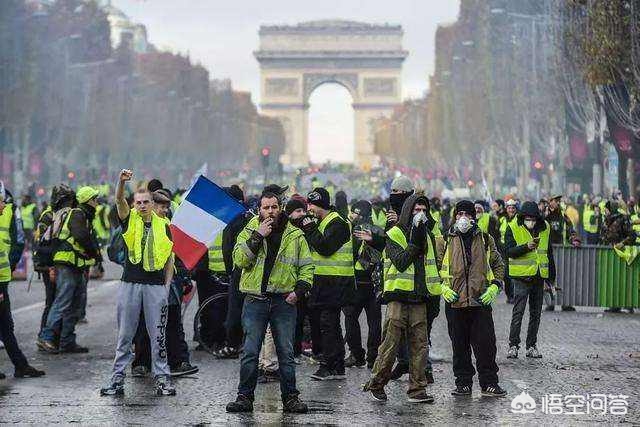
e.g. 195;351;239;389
307;187;330;210
455;200;475;217
225;185;244;203
351;200;372;219
285;198;306;216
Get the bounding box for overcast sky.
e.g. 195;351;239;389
111;0;460;162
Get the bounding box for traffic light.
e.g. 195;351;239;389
261;147;270;168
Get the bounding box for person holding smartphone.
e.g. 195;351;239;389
505;201;555;360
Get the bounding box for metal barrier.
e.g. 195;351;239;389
554;245;639;308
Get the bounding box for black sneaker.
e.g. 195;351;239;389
100;378;124;396
310;366;333;381
363;381;387;401
59;344;89;354
481;384;507;397
345;354;365;368
131;365;150;378
390;363;408;380
425;369;434;384
14;365;45;378
408;391;435;403
283;395;308;413
155;376;176;396
226;394;254;413
451;385;472;396
170;362;199;377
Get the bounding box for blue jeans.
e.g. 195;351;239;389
39;265;85;349
238;294;298;401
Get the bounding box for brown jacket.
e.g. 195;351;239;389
436;227;504;308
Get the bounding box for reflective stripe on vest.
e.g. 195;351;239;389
311;211;354;276
0;206;13;281
383;226;440;293
53;208;93;268
208;232;225;273
122;210;173;272
508;221;550;278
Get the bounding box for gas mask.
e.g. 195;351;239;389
412;211;428;227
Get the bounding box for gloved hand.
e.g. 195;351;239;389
441;284;459;303
480;283;500;305
410;221;426;249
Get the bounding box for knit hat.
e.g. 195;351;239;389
76;186;99;204
520;201;541;219
390;175;414;193
285;198;306;216
307;187;331;210
454;200;475;217
351;200;372;219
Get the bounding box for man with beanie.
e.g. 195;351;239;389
302;187;354;381
387;176;415;230
343;199;383;369
38;186;101;354
363;194;437;403
505;201;555;360
0;183;45;379
437;200;507;397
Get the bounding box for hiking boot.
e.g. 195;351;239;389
226;394;254;413
100;378;124;396
425;369;434;384
481;384;507;397
451;385;472;396
525;346;542;359
14;365;45;378
408;391;435;403
36;338;58;354
282;395;308;413
155;376;176;396
507;346;518;359
170;362;199;377
390;363;408;380
131;365;150;378
344;354;365;368
59;344;89;354
310;366;333;381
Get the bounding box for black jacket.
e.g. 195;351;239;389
305;210;353;308
504;216;556;283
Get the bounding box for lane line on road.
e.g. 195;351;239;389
12;280;120;315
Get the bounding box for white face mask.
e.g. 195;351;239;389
412;211;428;227
524;220;536;229
455;216;472;233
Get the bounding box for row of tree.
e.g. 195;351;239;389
0;0;285;193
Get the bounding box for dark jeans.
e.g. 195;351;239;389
0;282;29;370
342;283;381;363
320;307;345;373
445;304;499;388
39;265;85;349
294;294;308;356
398;295;440;370
195;271;227;346
238;294;298;401
39;272;57;334
309;306;323;356
225;270;245;348
133;304;190;369
509;279;544;349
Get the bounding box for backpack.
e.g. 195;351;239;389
107;226;126;266
32;207;72;271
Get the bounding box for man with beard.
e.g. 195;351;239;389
226;192;313;413
38;186;102;354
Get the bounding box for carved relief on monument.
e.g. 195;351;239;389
363;78;397;97
265;78;299;96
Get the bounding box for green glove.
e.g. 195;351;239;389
480;283;500;305
441;284;459;303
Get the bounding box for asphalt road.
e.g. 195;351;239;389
1;261;639;424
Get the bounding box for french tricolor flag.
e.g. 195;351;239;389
170;175;246;270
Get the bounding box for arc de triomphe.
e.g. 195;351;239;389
254;20;407;168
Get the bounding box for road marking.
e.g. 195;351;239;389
12;280;120;315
